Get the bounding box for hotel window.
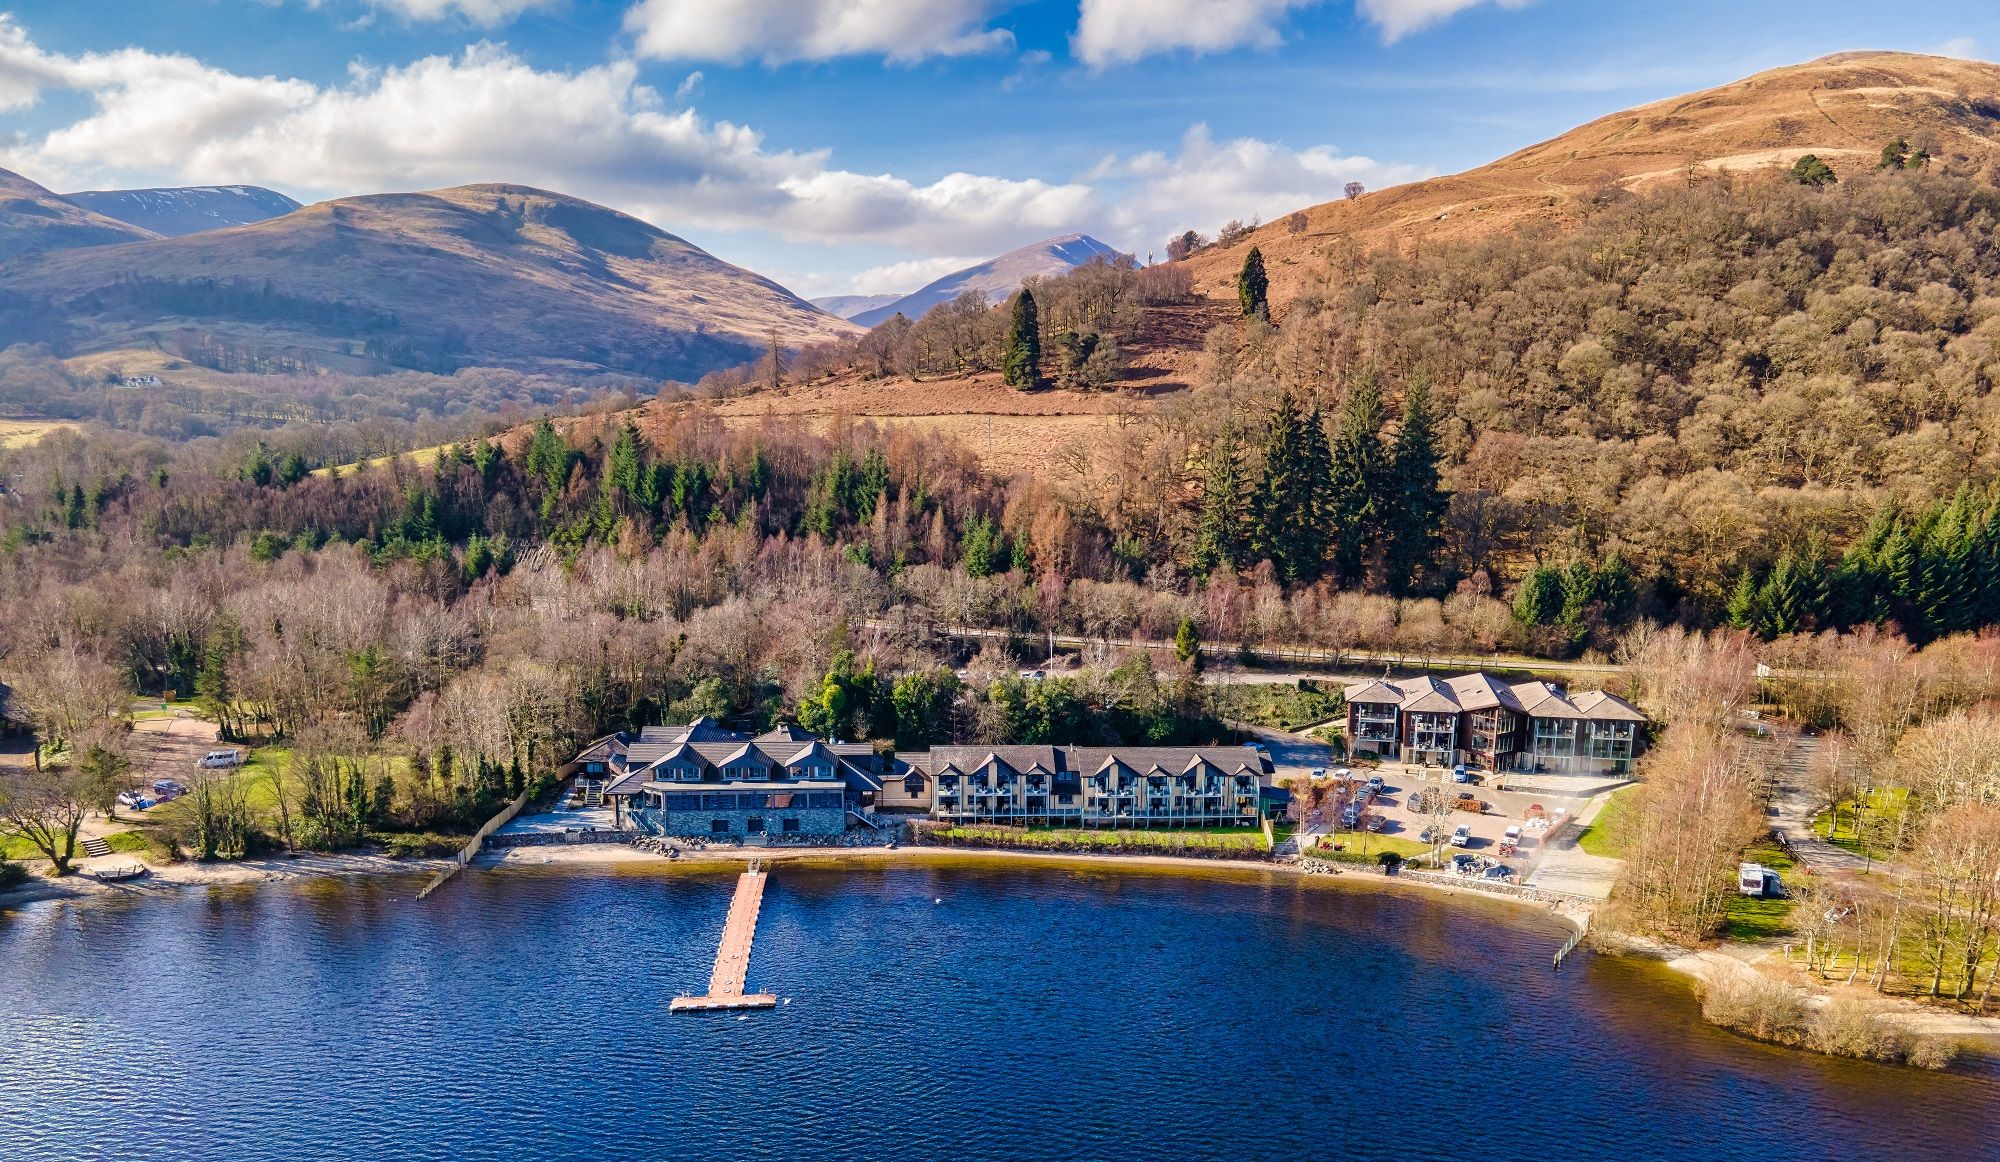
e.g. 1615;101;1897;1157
709;818;730;833
746;816;765;834
782;818;801;834
904;773;927;796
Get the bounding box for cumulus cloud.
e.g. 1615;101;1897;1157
0;16;1087;255
371;0;556;24
1072;0;1319;67
846;255;980;294
1099;123;1429;255
1073;0;1526;63
624;0;1013;64
1357;0;1530;44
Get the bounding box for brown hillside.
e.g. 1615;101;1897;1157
683;51;2000;460
1;181;858;380
1186;52;2000;308
0;166;157;261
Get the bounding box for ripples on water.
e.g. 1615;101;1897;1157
2;863;1996;1161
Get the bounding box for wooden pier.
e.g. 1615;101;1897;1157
670;863;778;1013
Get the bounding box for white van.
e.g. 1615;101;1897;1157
198;749;244;769
1738;862;1768;897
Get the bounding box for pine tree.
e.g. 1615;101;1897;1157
1327;375;1387;586
1174;617;1203;672
1725;569;1764;632
1237;246;1269;319
1381;378;1447;596
1249;394;1330;583
1758;551;1812;638
1003;289;1042;389
1191;427;1248;575
1512;565;1563;626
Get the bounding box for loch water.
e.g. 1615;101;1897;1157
2;862;1996;1161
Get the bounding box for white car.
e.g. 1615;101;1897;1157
1449;825;1472;848
197;749;244;769
1502;825;1522;846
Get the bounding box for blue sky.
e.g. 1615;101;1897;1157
2;1;1995;296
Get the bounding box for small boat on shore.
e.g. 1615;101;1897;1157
92;864;148;883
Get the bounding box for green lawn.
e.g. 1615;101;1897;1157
937;824;1270;854
1810;787;1909;857
1213;683;1343;731
1303;833;1431;863
1723;841;1798;941
1574;787;1634;859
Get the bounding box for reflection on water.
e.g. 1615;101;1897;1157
1;863;1995;1161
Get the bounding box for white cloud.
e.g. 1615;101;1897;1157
1357;0;1529;44
1099;123;1429;255
1072;0;1320;67
1072;0;1527;63
624;0;1013;64
1930;37;1978;60
846;255;978;294
0;16;1087;257
674;69;702;99
372;0;556;24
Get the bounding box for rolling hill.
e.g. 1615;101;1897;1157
1184;51;2000;308
0;181;859;381
62;184;304;237
615;51;2000;471
0;167;158;260
810;293;906;320
849;234;1127;328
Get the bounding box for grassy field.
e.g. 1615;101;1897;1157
1811;787;1910;857
1724;841;1799;941
312;444;450;479
1213;683;1343;731
1303;833;1431;863
0;418;79;448
1574;787;1634;859
933;823;1270;854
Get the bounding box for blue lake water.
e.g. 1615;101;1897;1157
2;860;1996;1161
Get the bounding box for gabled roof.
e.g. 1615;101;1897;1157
755;724;815;744
1510;680;1584;718
1343;679;1404;705
1572;689;1647;722
1397;676;1463;714
1445;672;1524;713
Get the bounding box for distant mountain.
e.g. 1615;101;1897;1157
0;167;158;260
0;180;860;380
850;234;1127;329
810;293;906;320
63;185;304;237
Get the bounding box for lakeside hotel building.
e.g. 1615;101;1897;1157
1343;673;1647;775
569;720;1276;837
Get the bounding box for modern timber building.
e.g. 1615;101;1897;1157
891;744;1274;827
570;719;884;839
1342;673;1647;776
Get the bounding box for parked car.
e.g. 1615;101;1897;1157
1365;775;1385;795
1449;825;1472;847
1502;825;1522;846
198;749;244;769
1365;815;1384;832
1452;764;1470;783
1340;805;1361;828
1481;865;1513;881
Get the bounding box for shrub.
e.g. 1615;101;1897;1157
1700;974;1809;1044
1701;976;1960;1069
0;859;28;891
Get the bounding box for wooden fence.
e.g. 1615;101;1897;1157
417;786;534;900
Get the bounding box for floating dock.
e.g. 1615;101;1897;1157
670;863;778;1013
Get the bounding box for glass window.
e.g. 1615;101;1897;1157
782;818;801;833
746;817;764;834
710;818;729;834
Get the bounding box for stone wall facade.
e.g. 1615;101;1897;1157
635;804;848;839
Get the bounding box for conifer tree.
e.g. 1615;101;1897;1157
1327;375;1387;586
1003;288;1042;389
1237;246;1269;319
1191;427;1248;575
1512;565;1563;626
1250;394;1330;583
1381;379;1447;596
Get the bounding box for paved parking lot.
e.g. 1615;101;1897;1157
1302;765;1596;880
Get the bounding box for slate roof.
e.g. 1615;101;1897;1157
1340;672;1645;724
578;717;883;793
